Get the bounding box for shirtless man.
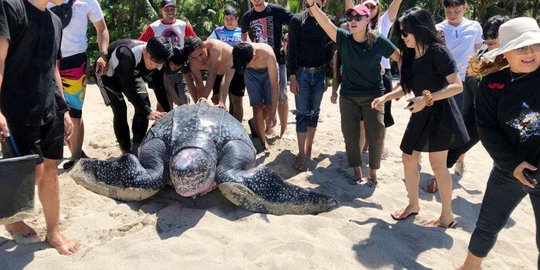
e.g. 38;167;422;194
182;37;236;107
232;42;278;151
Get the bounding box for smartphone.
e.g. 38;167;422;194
524;168;539;186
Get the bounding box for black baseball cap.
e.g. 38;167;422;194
160;0;176;8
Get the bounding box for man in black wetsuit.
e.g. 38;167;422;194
99;37;171;154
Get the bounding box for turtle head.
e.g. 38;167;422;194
170;147;217;197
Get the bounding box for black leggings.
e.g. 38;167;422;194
447;75;480;167
468;166;540;267
104;84;150;152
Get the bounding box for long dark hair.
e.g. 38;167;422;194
394;7;443;94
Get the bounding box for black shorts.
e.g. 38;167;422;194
8;114;65;164
212;73;245;98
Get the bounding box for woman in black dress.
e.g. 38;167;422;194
372;7;468;227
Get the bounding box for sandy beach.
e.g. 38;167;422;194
0;83;536;269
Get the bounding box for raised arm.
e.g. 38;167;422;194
345;0;354;13
305;1;337;42
386;0;403;22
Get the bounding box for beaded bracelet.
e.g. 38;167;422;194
422;90;434;106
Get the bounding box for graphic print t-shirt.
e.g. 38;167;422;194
240;3;293;64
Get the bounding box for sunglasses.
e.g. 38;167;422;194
346;14;367;22
483;31;498;40
400;29;410;38
514;44;540;55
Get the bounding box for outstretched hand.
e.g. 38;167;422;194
404;96;426;113
371;97;386;112
147;111;166;121
216;101;227;110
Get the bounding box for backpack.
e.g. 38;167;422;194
50;0;75;29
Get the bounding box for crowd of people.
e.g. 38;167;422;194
0;0;539;268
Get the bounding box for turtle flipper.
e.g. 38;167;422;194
69;139;168;201
216;141;339;215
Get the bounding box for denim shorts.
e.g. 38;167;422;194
295;69;326;132
244;67;272;106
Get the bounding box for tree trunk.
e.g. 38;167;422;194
512;0;517;17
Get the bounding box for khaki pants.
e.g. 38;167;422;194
339;95;385;170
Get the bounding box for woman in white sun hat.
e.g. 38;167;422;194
458;17;540;270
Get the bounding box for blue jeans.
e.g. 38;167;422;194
468;166;540;267
294;69;326;133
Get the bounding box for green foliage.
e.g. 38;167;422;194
86;0;539;62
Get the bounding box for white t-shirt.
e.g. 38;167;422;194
436;18;483;80
377;11;393;70
48;0;104;58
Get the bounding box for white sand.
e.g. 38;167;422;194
0;83;536;269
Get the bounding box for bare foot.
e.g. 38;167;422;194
381;147;391;160
430;216;456;228
349;167;363;185
391;206;420;220
293;154;306;170
46;231;80;255
5;221;40;244
265;127;275;136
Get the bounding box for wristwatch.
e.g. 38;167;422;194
99;51;109;61
305;2;315;8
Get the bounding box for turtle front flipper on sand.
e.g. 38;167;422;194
216;140;339;215
69;138;168;201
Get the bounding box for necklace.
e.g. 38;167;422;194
509;70;530;82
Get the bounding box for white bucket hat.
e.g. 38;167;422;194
483;17;540;62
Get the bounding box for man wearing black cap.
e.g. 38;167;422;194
139;0;197;112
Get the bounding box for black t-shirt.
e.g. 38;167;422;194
240;3;293;64
0;0;62;127
287;11;333;76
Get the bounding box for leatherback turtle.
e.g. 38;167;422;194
69;102;338;215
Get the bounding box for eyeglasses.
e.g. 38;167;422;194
364;4;376;10
514;44;540;55
483;32;498;40
346;14;367;22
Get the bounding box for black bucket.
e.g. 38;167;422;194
0;154;38;225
